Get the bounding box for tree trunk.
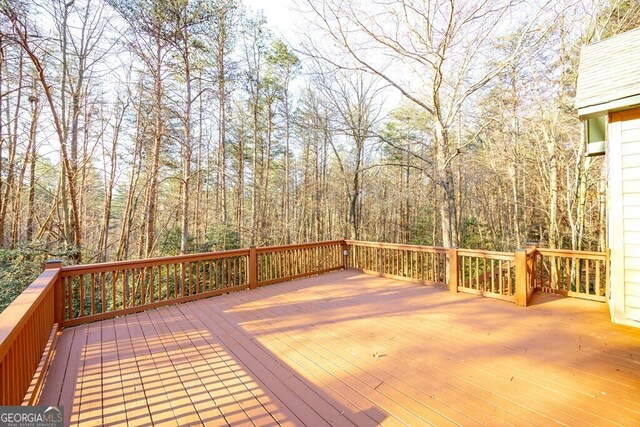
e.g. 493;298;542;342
180;41;192;255
11;76;38;247
26;81;39;242
261;103;273;240
1;50;22;247
435;122;458;247
194;74;203;243
145;37;163;257
283;80;291;243
218;49;227;225
251;99;259;245
237;112;245;245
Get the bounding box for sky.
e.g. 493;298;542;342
244;0;299;41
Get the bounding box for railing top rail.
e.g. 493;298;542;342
61;240;346;276
456;248;515;261
0;268;58;361
535;248;608;260
61;248;251;276
255;239;344;254
346;240;450;253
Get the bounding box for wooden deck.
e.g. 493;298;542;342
37;270;640;426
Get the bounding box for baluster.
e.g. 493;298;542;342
585;259;590;295
66;277;72;320
596;259;601;297
79;275;85;317
90;274;96;315
491;259;495;293
141;267;147;304
111;271;118;311
101;272;106;314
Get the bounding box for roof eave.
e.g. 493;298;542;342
577;93;640;119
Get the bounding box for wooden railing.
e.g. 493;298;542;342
456;249;516;302
60;249;250;327
0;239;610;405
347;240;448;284
533;248;609;302
255;240;344;286
345;242;608;307
58;240;344;327
0;261;61;406
0;241;338;405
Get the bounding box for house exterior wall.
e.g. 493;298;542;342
609;108;640;327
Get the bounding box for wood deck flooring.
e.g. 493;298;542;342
37;270;640;426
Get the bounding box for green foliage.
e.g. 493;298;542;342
409;209;435;246
460;218;492;250
160;224;241;255
0;249;43;313
0;246;83;314
380;103;434;163
197;224;241;252
159;226;194;255
267;39;300;72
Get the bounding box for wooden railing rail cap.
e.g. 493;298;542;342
61;248;250;275
535;247;607;259
255;239;344;254
345;240;449;253
456;248;515;260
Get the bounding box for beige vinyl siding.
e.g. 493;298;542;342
622;141;640;156
623;181;640;194
624;232;640;242
627;294;640;308
623;192;640;206
622;117;640;131
622;153;640;168
628;307;640;322
625;269;640;282
622;219;640;231
622;167;640;180
625;256;640;270
619;109;640;321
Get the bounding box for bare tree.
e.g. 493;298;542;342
315;70;382;239
300;0;552;246
109;0;172;257
1;2;84;257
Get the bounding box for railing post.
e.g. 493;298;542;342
448;248;458;293
341;238;349;270
526;243;538;292
249;246;257;289
515;249;528;307
46;259;63;324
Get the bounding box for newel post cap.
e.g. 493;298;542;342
46;259;63;269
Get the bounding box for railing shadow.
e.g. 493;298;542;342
38;272;391;426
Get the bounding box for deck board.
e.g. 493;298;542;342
114;315;154;426
221;283;531;426
37;270;640;426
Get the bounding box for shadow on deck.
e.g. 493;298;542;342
38;270;640;426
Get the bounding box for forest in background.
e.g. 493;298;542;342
0;0;639;310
